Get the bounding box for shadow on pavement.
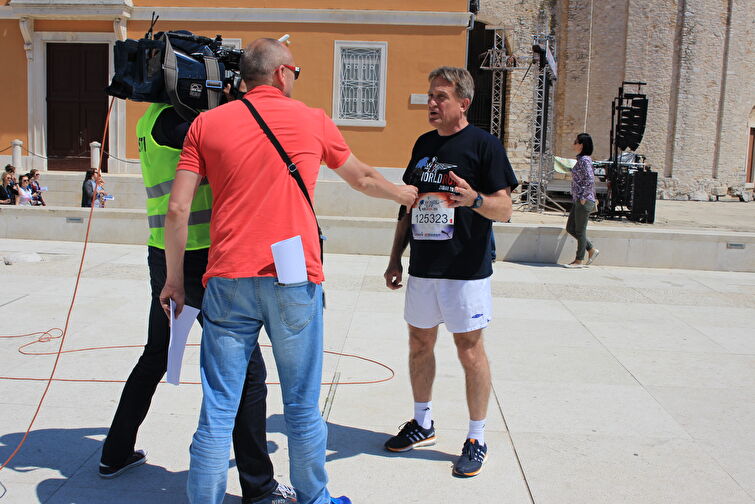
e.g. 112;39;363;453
0;427;255;503
266;414;457;464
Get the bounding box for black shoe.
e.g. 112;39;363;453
452;439;487;478
98;450;147;479
248;483;298;504
384;419;436;452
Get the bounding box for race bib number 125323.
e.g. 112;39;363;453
411;192;455;240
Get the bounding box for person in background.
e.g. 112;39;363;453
29;169;46;206
81;169;97;207
5;164;18;202
0;171;14;204
15;173;34;206
564;132;599;268
94;175;108;208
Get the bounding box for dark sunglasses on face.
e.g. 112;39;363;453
281;64;301;80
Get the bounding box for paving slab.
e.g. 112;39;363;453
1;239;754;503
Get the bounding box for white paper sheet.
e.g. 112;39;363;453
167;300;200;386
271;235;307;284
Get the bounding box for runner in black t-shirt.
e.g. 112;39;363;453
383;67;517;478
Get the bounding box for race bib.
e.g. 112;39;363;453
411;192;455;240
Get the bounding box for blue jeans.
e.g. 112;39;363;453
187;277;330;504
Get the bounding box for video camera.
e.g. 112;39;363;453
106;16;244;121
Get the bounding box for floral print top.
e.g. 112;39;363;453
571;155;595;202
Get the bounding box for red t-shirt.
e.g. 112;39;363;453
177;86;351;285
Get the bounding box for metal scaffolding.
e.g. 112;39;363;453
479;29;562;213
525;34;563;213
479;28;508;139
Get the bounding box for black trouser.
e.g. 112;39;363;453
566;200;595;261
101;246;276;501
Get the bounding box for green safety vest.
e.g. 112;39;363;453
136;103;212;250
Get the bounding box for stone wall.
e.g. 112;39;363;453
478;0;755;199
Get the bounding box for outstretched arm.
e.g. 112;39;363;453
334;153;417;207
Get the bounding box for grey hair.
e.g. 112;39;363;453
428;66;475;102
240;38;290;85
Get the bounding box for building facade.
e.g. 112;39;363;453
1;0;752;200
0;0;471;173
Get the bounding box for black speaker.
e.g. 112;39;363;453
616;97;648;151
629;170;657;223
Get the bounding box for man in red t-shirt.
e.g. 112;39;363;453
159;38;417;504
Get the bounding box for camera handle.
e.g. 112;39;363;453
163;35;224;122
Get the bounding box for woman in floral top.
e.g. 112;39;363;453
565;133;599;267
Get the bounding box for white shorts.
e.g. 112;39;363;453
404;275;492;333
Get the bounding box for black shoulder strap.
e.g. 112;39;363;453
240;97;324;260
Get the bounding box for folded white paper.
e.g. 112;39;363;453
271;235;307;284
167;300;200;386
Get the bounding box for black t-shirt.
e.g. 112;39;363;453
402;124;518;280
0;184;13;204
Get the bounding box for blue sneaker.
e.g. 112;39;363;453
331;497;352;504
384;419;436;452
452;438;487;478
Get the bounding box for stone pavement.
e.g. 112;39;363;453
0;239;754;504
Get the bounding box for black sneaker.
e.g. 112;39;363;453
248;483;298;504
452;439;487;477
384;419;436;452
98;450;147;479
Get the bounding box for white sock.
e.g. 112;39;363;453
414;401;432;430
467;419;486;445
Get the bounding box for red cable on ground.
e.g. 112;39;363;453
0;97;115;473
0;340;394;386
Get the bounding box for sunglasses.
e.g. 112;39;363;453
281;64;301;80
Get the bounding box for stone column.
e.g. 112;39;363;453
666;0;729;193
713;0;755;187
90;142;101;171
11;139;24;171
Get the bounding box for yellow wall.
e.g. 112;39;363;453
134;0;465;12
124;21;466;166
0;11;467;168
34;20;114;32
0;20;28;150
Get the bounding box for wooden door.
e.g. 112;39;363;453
47;43;109;172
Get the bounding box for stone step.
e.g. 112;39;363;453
2;205;753;273
29;168;406;218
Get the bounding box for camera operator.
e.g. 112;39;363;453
99;81;296;504
159;37;417;504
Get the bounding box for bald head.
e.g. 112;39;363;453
240;38;293;89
